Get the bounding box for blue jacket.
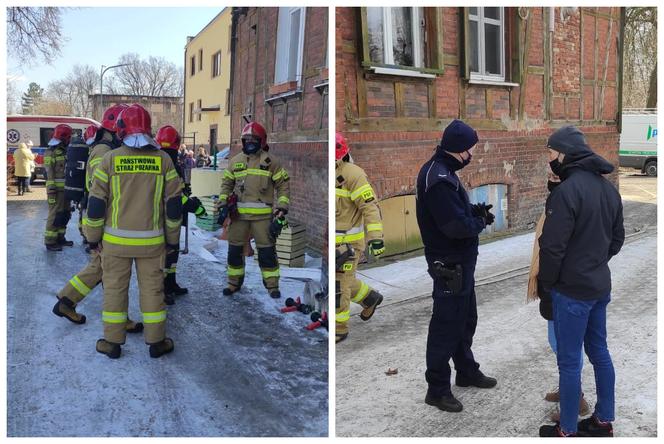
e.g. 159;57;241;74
416;151;486;265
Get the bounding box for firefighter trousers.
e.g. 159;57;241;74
335;239;375;336
44;191;70;245
226;218;279;292
101;253;166;345
58;249;102;304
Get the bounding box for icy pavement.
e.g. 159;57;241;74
6;203;328;437
337;201;656;437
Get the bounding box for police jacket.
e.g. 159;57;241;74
64;136;89;203
416;150;486;265
44;143;67;195
538;140;624;301
85;143;182;258
219;150;290;221
335;160;383;245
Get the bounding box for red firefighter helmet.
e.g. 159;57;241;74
241;122;267;149
84;124;99;145
116;104;158;148
155;125;181;150
101;103;129;132
48;124;73;147
335;132;349;160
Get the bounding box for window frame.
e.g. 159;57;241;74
198;49;203;72
466;7;506;82
360;7;444;76
190;55;196;77
274;7;307;86
211;51;222;78
189;102;194;123
197;99;202;121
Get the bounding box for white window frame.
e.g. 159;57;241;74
274;7;306;86
369;7;425;69
212;51;222;78
468;7;505;82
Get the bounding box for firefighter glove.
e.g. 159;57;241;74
269;217;288;239
183;183;192;196
217;205;229;225
189;196;206;216
368;239;385;257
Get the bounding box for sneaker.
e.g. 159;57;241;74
545;387;560;402
539;423;576;437
149;338;174;358
455;371;497;388
359;290;383;321
52;298;86;324
96;339;121;359
577;415;613;437
425;391;463;413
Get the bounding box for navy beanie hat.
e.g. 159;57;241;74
439;119;479;153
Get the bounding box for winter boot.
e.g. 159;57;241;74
149;338;174;358
359;290;383;321
125;319;144;333
336;332;348;343
96;339;121;359
58;236;74;247
52;297;86;324
46;243;63;252
269;290;281;299
576;415;613;437
539;424;576;437
425;390;463;413
550;393;591;422
545;387;560;402
455;371;497;388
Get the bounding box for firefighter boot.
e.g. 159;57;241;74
58;236;74;247
359;290;383;321
149;338;174;358
46;243;63;252
52;296;86;324
269;290;281;299
223;277;244;296
164;273;188;305
125;319;144;334
96;339;121;359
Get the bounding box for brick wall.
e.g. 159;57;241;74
231;7;328;253
337;7;621;235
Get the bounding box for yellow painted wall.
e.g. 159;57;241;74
184;8;232;149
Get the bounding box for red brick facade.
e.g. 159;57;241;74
337;7;622;234
231;7;328;252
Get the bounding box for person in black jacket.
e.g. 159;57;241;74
416;120;497;413
538;126;624;437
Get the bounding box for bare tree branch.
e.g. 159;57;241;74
7;7;69;67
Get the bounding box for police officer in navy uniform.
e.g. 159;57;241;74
415;119;497;413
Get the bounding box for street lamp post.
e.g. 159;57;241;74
99;63;131;118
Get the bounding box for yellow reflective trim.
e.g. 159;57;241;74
366;223;383;232
223;169;235;180
153;175;164;230
94;169;109;183
278;196;289;204
89;157;102;167
48;198;56;204
70;276;92;296
44;230;58;238
113;155;162;174
111;176;120;229
165;169;179;181
350;183;375;201
44;157;52;165
335;188;351;197
142;310;167;324
237;207;272;215
83;217;104;227
342;263;353;271
45;180;55;186
227;266;245;276
352;281;370;303
335;231;365;244
218;194;228;201
261;268;280;279
103;232;165;246
102;311;128;324
272;169;289;181
336;310;351;323
166;218;181;229
247;168;271;177
55;155;66;161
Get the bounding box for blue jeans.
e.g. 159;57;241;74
548;320;583;370
552;290;615;434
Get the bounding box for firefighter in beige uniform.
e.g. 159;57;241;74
217;122;290;299
44;124;73;251
335;133;385;343
53;105;141;333
85;104;181;359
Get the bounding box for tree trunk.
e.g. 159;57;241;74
646;61;657;108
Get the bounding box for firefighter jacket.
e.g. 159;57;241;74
84;144;182;258
335;160;383;245
219;150;290;221
44;143;67;195
86;131;115;192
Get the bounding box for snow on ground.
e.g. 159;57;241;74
7;203;328;437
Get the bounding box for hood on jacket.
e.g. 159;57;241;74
548;125;614;176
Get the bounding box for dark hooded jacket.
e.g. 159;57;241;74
538;126;625;301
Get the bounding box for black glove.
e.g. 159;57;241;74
183;183;192;196
88;241;99;251
472;203;495;226
269;217;288;239
537;280;553;321
275;207;288;216
189;196;207;216
217;206;229;225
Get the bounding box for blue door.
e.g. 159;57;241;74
467;184;508;234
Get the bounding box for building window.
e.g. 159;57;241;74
199;49;203;72
467;7;505;81
190;55;196;77
189;102;194;123
366;7;425;68
212;51;222;78
274;7;306;85
197;99;202;121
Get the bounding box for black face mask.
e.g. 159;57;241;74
461;152;472;166
547;180;561;192
242;141;260;155
549;159;563;177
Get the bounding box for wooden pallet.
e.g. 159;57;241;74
276;222;307;267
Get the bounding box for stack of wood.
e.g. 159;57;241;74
276;222;307;267
195;196;221;231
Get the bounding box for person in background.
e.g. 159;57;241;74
196;145;211;168
12;142;35;196
184;151;195;183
